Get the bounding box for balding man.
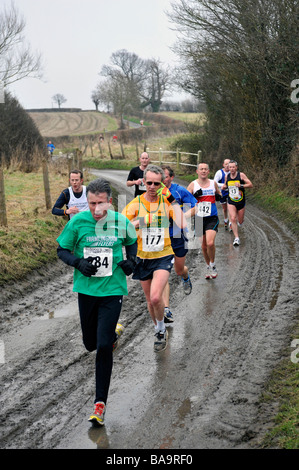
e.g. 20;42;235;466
127;152;150;197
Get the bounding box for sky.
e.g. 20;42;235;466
2;0;187;110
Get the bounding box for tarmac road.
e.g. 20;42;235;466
0;169;297;450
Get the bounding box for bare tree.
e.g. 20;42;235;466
0;2;42;86
168;0;298;167
91;90;100;111
52;93;67;109
140;58;171;112
98;49;172;115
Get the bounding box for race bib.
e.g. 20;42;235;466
197;201;211;217
229;186;241;201
83;247;113;277
142;227;165;252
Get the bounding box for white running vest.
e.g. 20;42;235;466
68;186;89;218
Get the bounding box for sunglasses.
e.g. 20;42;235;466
145;181;161;186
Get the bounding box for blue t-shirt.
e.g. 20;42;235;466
169;183;197;237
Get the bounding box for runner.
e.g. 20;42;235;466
52;169;89;219
161;165;197;323
214;158;230;229
126;152;150;197
222;160;253;246
187;162;222;279
47;140;55;157
56;178;137;426
122;165;186;352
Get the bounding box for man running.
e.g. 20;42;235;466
222;160;253;246
47;140;55;157
214;158;230;229
56;178;137;426
52;169;89;219
123;165;186;352
126;152;150;197
161;165;197;323
187;163;222;279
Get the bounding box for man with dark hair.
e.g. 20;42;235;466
52;169;89;219
56;178;137;426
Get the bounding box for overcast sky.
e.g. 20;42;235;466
3;0;186;110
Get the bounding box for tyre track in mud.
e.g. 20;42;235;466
0;170;298;449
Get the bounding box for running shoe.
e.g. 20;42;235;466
164;307;174;323
112;323;125;351
154;329;168;352
182;275;192;295
88;401;106;426
224;220;228;230
229;222;232;232
205;266;212;279
233;237;240;246
210;265;218;278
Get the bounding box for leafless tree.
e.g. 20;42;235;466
168;0;298;167
98;49;172;115
91;90;100;111
52;93;67;109
0;2;42;86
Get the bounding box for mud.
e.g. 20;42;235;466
0;169;298;449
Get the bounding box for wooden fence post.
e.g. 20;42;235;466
108;141;113;159
0;161;7;226
42;159;52;210
197;150;202;165
67;155;72;174
120;142;125;159
176;148;181;171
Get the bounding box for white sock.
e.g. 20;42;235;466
210;262;215;268
156;320;165;332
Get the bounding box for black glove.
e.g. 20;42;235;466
193;188;202;199
75;258;98;277
117;256;137;276
215;193;222;201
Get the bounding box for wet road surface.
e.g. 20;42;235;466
0;169;298;449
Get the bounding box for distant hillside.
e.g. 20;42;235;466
28;111;118;138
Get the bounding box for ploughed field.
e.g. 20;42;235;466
29;111;116;137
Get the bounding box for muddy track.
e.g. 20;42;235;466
0;170;297;450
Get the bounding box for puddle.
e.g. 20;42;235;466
36;301;78;321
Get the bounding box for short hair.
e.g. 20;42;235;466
197;162;209;169
86;178;112;199
229;160;238;166
69;169;83;179
144;164;165;181
161;165;174;178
